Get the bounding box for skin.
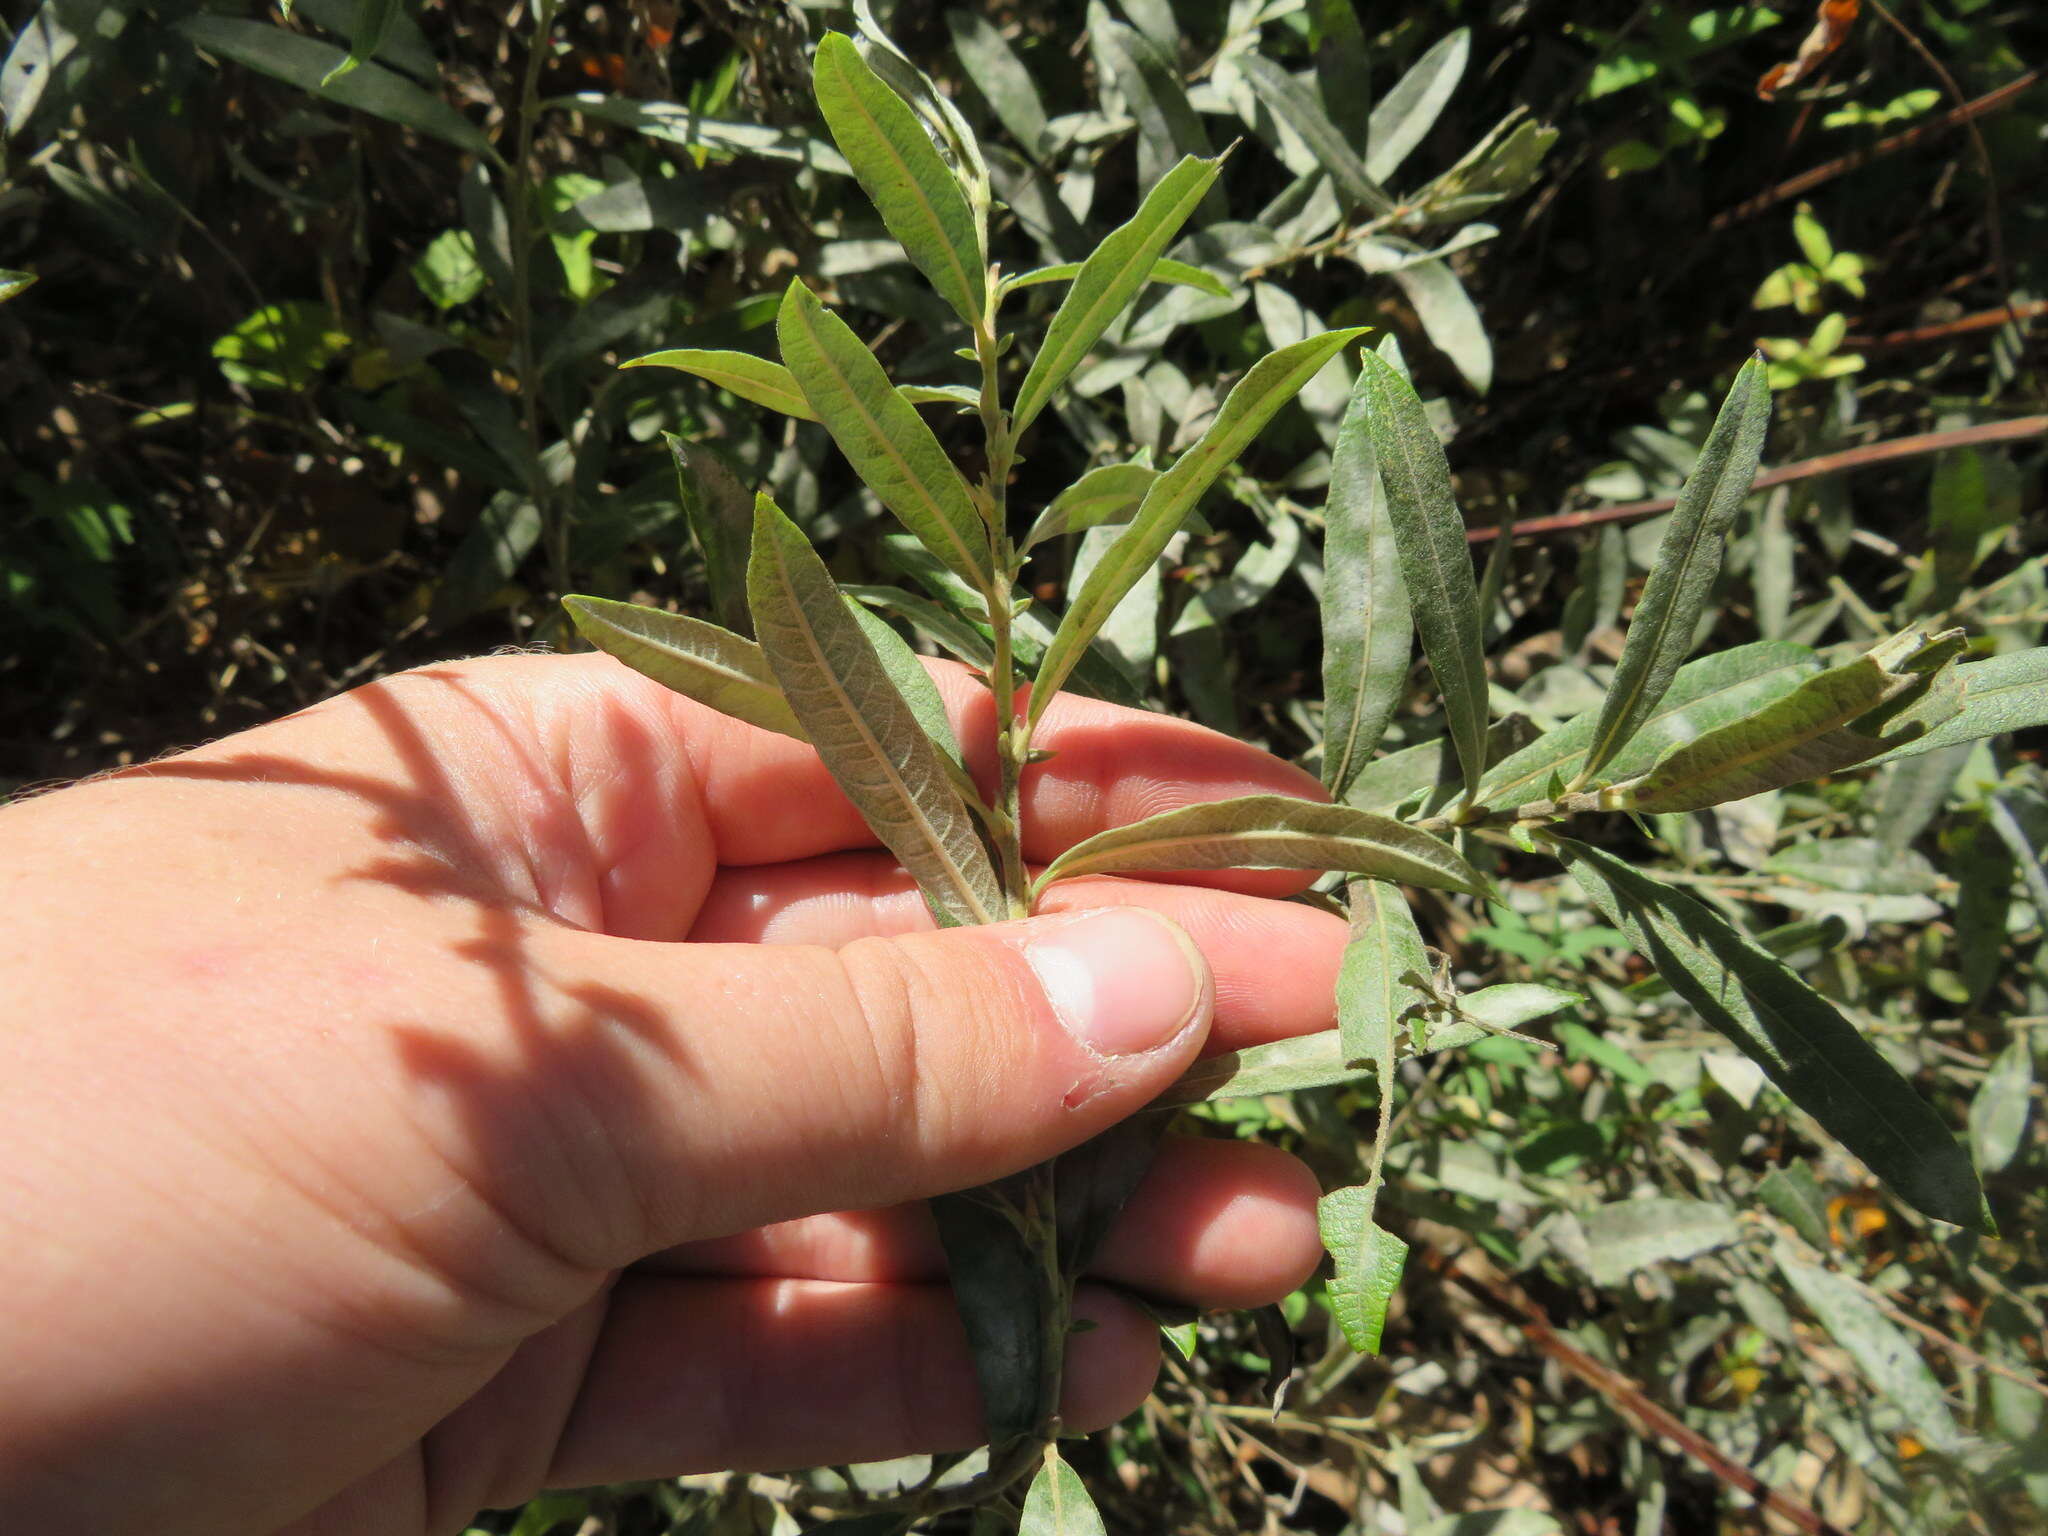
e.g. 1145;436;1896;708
0;652;1348;1536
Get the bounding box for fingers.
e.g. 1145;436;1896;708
688;857;1345;1053
653;1136;1325;1312
483;906;1213;1264
545;1279;1158;1486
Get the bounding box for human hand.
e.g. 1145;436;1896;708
0;653;1347;1536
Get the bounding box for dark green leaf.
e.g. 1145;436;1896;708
556;94;848;172
748;494;1002;926
1322;367;1415;799
624;349;819;420
1555;837;1986;1230
1578;359;1771;785
318;0;399;86
429;492;538;629
1055;1117;1170;1279
1346;716;1537;814
1310;0;1373;147
813;32;985;330
1358;351;1489;796
946;9;1048;157
1089;10;1211;196
778;280;990;588
563;595;804;741
668;435;752;636
1002;257;1229;299
1034;794;1488;897
931;1187;1045;1456
1031;327;1366;722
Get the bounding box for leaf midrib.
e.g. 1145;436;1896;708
1640;664;1897;799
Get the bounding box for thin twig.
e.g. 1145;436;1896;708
1846;298;2048;350
1468;415;2048;544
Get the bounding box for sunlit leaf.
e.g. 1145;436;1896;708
1366;28;1469;182
1859;646;2048;767
1555;837;1986;1230
1319;1187;1408;1354
1022;462;1159;549
623;348;819;421
555;94;848;172
946;9;1048;157
1389;258;1491;395
563;595;804;741
1019;1447;1106;1536
1236;53;1395;215
843;598;963;769
1969;1040;2033;1176
1002;256;1229;299
1577;1199;1739;1286
748;493;1001;926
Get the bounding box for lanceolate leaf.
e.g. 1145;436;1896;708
1319;1188;1408;1355
747;495;1001;927
777;280;990;587
930;1187;1044;1457
1322;367;1415;799
1622;628;1967;813
624;349;819;421
1235;52;1396;215
319;0;399;86
1019;1448;1107;1536
1022;462;1159;549
1003;257;1230;298
562;595;805;741
1578;359;1771;786
812;31;984;330
1346;716;1538;814
1366;27;1469;183
667;435;752;635
843;599;963;769
945;9;1049;158
1859;646;2048;767
1478;641;1822;810
1031;328;1367;724
1034;794;1488;897
1011;153;1223;436
1555;837;1986;1230
1358;351;1490;796
1339;879;1430;1071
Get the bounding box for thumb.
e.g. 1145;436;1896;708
517;906;1213;1257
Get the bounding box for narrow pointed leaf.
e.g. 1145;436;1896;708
1478;641;1820;811
1358;351;1489;794
748;495;1001;926
1020;1448;1106;1536
563;595;804;740
813;31;984;329
1339;879;1430;1070
1012;153;1223;435
1858;646;2048;767
1003;257;1230;298
319;0;400;86
945;9;1049;157
624;349;818;420
1623;628;1967;812
843;599;963;768
1579;360;1771;785
1236;53;1395;215
1322;368;1414;798
930;1188;1043;1455
1579;1199;1739;1286
1032;328;1367;723
667;435;752;635
897;382;981;408
1365;28;1469;183
1035;794;1487;896
1345;716;1537;814
1320;1187;1408;1354
777;280;990;587
1022;462;1159;548
1555;837;1985;1229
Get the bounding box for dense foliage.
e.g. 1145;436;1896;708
4;2;2045;1533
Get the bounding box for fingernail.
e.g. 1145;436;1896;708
1024;908;1209;1058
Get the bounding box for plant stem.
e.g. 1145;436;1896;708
975;273;1032;921
508;0;568;606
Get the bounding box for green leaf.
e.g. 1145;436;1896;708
562;595;805;741
1416;114;1559;221
1622;628;1967;812
410;229;485;311
1019;1448;1106;1536
1022;462;1159;549
1366;28;1470;183
556;94;848;172
777;280;990;588
1775;1245;1971;1456
1055;1117;1170;1279
747;494;1002;926
1322;367;1415;800
623;349;819;421
1235;53;1395;215
176;16;492;157
1577;359;1771;786
1358;351;1490;797
1969;1040;2033;1176
1339;878;1430;1070
1346;716;1537;814
946;9;1048;157
1002;257;1230;299
1319;1186;1408;1354
1310;0;1373;147
318;0;399;86
1034;794;1488;897
1858;647;2048;767
843;598;964;769
930;1187;1044;1457
1031;327;1366;723
1758;1162;1831;1248
667;435;752;636
845;583;995;667
1554;837;1986;1230
897;382;981;408
812;32;984;330
1089;10;1211;196
1011;153;1223;436
1480;641;1820;811
0;268;34;305
1389;258;1491;395
1577;1198;1739;1286
429;492;538;629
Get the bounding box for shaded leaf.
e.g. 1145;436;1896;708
1578;359;1771;785
1019;1448;1106;1536
429;492;538;628
748;494;1002;926
1577;1198;1739;1286
1034;794;1488;897
1235;52;1395;215
814;32;984;330
1758;1162;1831;1248
1056;1118;1170;1279
1358;351;1490;795
1390;258;1491;395
1032;327;1366;723
1969;1040;2033;1176
1347;716;1538;814
668;435;752;636
1859;647;2048;767
1416;113;1559;222
1011;153;1223;435
946;9;1048;157
778;280;990;587
1366;28;1469;183
1089;10;1211;196
624;349;818;420
557;94;848;172
843;599;964;769
1023;462;1159;548
1340;879;1430;1070
318;0;399;86
931;1187;1045;1457
1555;837;1985;1230
563;595;804;741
